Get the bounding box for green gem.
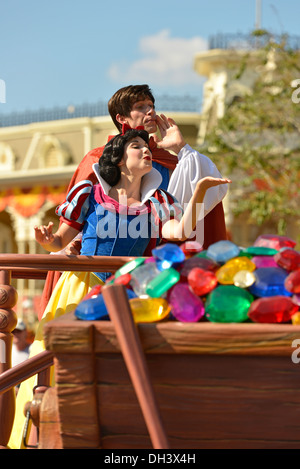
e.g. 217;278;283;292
145;267;180;298
205;285;253;323
195;250;209;258
115;257;146;278
241;246;278;256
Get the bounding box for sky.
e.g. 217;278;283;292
0;0;299;115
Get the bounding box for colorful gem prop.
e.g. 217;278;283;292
114;257;146;278
75;239;300;324
249;267;292;297
168;283;205;322
252;256;278;268
242;246;278;256
292;294;300;306
180;256;219;281
216;257;256;284
207;240;240;263
274;249;300;271
145;267;180;298
205;285;253;323
180;241;203;256
130;262;160;297
248;296;299;323
233;270;256;288
253;234;296;251
292;312;300;325
129;297;170;323
152;244;185;269
75;288;137;320
187;267;218;296
284;270;300;294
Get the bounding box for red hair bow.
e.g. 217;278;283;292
121;123;145;135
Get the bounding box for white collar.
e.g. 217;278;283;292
92;163;163;204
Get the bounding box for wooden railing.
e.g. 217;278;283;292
0;254;133;449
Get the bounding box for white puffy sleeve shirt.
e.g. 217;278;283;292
167;144;228;216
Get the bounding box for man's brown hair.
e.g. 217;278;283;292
108;84;155;131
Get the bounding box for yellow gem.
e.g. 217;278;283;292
129;297;171;323
216;257;256;285
292;312;300;325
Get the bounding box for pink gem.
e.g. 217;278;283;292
248;296;299;323
254;234;296;250
252;256;278;268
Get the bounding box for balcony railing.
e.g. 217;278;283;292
208;32;300;51
0;95;201;128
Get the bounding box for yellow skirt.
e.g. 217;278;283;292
9;271;103;449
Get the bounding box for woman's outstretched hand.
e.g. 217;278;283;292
196;176;232;193
34;221;54;246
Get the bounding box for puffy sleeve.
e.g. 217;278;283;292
167;144;228;216
55;180;93;230
149;189;183;238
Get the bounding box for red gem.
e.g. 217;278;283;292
274;248;300;271
114;272;132;286
284;269;300;293
81;284;103;301
187;267;218;296
254;234;296;250
248;296;299;323
180;241;203;256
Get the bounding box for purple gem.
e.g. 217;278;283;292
167;283;205;322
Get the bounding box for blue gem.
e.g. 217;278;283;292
75;288;137;320
152;243;185;268
249;267;292;298
206;240;240;263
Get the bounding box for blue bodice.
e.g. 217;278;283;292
80;191;156;281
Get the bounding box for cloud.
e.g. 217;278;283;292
108;30;208;87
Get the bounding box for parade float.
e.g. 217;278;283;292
0;233;300;449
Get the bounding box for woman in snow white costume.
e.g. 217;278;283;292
9;127;230;448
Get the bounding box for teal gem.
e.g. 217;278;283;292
145;267;180;298
114;257;146;278
205;285;253;323
241;246;278;256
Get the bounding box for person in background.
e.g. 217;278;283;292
11;319;30;368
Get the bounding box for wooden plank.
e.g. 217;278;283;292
55;383;100;449
44;312;300;357
94;353;300;448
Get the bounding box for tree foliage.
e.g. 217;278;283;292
201;31;300;239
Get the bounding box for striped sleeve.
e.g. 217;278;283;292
149;189;183;238
55;180;93;230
